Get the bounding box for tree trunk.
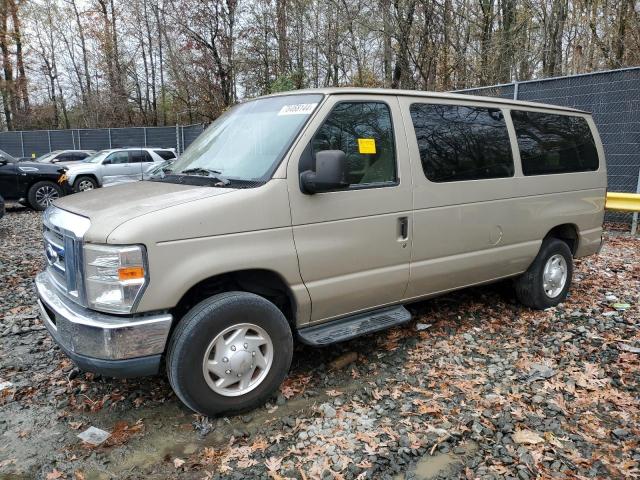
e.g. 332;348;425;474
0;0;13;129
276;0;288;76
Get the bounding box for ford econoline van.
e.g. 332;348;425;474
36;88;606;416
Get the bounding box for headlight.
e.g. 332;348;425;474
83;244;148;314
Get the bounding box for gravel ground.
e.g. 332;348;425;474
0;204;639;480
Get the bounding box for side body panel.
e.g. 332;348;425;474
286;94;413;324
101;152;136;185
0;161;18;199
398;96;607;301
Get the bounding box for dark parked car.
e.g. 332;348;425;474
35;149;95;164
0;148;67;211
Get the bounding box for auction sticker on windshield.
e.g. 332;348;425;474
278;103;318;115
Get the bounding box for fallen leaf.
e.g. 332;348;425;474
264;456;282;472
46;469;64;480
512;429;544;445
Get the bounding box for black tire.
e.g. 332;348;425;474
514;238;573;309
74;176;98;192
166;291;293;416
27;181;62;211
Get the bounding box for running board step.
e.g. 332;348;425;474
298;305;412;346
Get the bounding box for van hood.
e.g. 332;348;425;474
53;181;236;242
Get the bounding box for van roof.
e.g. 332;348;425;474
262;87;589;115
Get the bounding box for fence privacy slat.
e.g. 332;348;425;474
0;124;205;158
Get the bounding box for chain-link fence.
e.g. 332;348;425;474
456;67;640;225
0;124;206;159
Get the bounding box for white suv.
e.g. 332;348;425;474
64;148;177;192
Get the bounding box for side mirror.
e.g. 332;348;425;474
102;159;111;165
300;150;349;194
0;158;7;167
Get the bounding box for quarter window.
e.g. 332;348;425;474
310;102;396;186
409;103;514;182
511;111;599;175
154;150;176;160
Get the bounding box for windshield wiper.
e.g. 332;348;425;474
180;167;230;186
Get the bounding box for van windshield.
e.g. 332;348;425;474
166;94;323;183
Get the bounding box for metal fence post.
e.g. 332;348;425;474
144;127;148;147
20;131;24;157
175;124;180;154
513;81;519;100
632;168;640;235
108;128;112;148
77;130;82;149
47;130;52;153
181;126;185;154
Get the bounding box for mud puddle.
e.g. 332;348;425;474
394;442;478;479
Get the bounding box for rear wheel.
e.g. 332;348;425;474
514;238;573;309
74;176;97;192
28;181;62;211
166;292;293;416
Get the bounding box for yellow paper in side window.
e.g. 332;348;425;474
357;138;376;154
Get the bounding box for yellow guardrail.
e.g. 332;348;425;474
606;192;640;213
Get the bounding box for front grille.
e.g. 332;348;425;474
42;207;90;306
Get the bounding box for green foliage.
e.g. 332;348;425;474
269;75;297;94
269;70;306;94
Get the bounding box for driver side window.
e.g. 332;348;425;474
311;102;397;187
105;151;129;165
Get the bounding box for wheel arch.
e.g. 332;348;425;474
26;177;61;191
543;223;580;256
73;173;100;186
171;269;298;331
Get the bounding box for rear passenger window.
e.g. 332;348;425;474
130;150;153;163
410;104;514;182
511;111;599;175
311;102;396;186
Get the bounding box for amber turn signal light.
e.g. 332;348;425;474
118;266;145;281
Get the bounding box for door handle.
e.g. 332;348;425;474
398;216;408;241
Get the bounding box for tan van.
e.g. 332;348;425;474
36;88;606;416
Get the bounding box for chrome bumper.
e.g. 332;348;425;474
36;271;172;361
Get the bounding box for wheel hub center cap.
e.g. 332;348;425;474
227;349;252;375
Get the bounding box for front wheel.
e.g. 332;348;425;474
166;292;293;416
514;238;573;309
28;181;62;211
74;176;98;192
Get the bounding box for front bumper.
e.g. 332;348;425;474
35;271;173;377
